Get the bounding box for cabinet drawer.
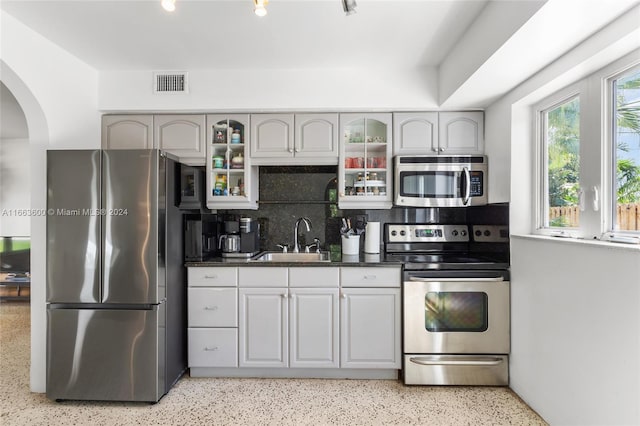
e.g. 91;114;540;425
188;267;238;287
289;267;339;288
188;288;237;327
238;267;288;287
340;267;401;288
188;328;238;368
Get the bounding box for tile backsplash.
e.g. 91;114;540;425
214;166;508;253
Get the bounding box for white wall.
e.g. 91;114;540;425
511;236;640;425
483;6;640;425
0;10;100;393
99;67;439;112
0;138;30;236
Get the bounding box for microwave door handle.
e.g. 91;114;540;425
462;167;471;205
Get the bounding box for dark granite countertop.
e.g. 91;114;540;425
186;252;402;267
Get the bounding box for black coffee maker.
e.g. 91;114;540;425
239;218;260;255
184;214;218;261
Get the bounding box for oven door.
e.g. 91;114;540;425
403;275;509;354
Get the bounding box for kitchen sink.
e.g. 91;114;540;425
251;251;331;263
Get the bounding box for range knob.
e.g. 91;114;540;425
400;230;406;236
452;230;459;236
391;230;397;236
475;230;482;237
484;230;491;237
461;230;467;237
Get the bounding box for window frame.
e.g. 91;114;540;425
603;62;640;239
534;85;583;238
532;54;640;244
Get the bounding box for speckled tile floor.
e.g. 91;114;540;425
0;301;547;425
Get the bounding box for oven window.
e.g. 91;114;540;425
425;292;488;332
400;171;458;198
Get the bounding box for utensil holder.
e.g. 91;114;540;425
341;235;360;255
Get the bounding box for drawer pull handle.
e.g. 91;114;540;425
204;346;219;351
363;275;376;280
204;306;218;311
204;275;218;279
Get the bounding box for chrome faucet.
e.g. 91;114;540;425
293;217;312;253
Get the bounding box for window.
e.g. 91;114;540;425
541;96;581;229
611;67;640;233
535;54;640;243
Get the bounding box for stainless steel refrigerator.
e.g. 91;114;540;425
46;149;186;402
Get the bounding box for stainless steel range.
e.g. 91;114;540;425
384;223;510;386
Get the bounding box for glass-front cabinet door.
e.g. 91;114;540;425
206;114;258;210
339;113;393;209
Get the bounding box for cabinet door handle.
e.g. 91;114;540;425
282;293;289;299
204;346;219;351
204;306;218;311
341;293;347;299
439;147;445;152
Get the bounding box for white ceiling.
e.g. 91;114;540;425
1;0;639;109
0;0;489;70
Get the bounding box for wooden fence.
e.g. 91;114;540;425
550;203;640;230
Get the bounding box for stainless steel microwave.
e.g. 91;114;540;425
394;155;488;207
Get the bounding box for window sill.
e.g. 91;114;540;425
512;234;640;253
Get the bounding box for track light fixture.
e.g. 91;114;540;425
342;0;357;16
161;0;176;12
254;0;268;17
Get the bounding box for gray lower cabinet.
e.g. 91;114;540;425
238;266;340;369
188;265;400;376
188;328;238;368
238;287;289;367
340;266;401;369
340;287;401;369
187;267;239;368
289;288;340;368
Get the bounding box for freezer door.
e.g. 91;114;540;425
102;150;162;304
46;150;101;303
46;305;166;402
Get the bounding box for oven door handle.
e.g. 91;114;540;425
407;276;504;282
409;356;504;366
462;166;471;205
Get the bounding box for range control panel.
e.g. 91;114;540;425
471;225;509;242
386;224;470;243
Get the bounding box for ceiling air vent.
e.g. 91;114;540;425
154;72;188;94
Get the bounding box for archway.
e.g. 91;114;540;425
1;59;49;393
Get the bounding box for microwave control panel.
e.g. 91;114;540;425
469;171;484;196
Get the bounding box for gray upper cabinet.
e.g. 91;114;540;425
154;114;206;166
251;113;338;165
438;111;484;155
294;114;339;160
251;114;294;160
101;114;207;165
393;112;438;156
102;115;153;150
393;111;484;155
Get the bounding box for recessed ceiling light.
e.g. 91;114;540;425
161;0;176;12
342;0;357;16
254;0;268;17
